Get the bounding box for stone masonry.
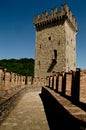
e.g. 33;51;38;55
34;4;78;79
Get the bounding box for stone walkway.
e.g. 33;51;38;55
0;87;49;130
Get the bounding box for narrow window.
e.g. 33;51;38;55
40;44;41;48
38;61;40;69
48;36;51;40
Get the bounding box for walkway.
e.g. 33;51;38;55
0;87;49;130
0;86;86;130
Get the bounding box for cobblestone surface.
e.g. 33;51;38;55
0;87;49;130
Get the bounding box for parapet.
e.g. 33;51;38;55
34;4;78;32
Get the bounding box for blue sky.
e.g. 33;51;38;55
0;0;86;69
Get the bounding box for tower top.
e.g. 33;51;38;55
34;4;78;32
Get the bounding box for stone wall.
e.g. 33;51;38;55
34;4;77;78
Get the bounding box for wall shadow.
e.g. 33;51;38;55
59;94;86;112
71;69;80;103
39;87;86;130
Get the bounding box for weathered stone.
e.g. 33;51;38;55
34;4;77;79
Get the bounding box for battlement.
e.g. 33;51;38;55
34;4;77;31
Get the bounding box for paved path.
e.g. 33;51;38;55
0;87;49;130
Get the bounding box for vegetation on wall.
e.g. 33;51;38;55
0;58;34;76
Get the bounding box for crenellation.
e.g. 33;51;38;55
0;68;4;91
42;11;48;18
4;70;11;90
44;69;86;103
69;10;73;22
34;10;65;28
61;4;69;13
73;17;78;31
67;10;78;31
0;67;33;93
34;4;77;32
34;14;40;24
51;8;57;16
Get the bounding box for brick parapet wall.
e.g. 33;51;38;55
0;68;32;95
0;67;32;122
45;69;86;104
2;66;85;104
32;77;46;87
0;68;5;91
80;70;86;103
26;69;86;104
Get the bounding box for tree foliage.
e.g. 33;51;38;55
0;58;34;76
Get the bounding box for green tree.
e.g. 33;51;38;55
0;58;34;76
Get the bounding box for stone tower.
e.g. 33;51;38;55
34;4;78;78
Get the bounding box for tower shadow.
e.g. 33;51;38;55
47;60;57;72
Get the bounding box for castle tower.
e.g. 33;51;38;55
34;4;78;78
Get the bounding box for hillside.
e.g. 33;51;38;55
0;58;34;76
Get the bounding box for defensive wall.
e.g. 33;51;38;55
0;66;86;125
33;68;86;128
0;67;33;92
33;68;86;104
0;67;32;122
39;68;86;128
1;66;85;105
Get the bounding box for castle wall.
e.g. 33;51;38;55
58;74;63;92
0;68;32;93
80;70;86;103
1;67;84;104
0;68;4;91
4;71;11;90
65;72;72;96
45;69;86;103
